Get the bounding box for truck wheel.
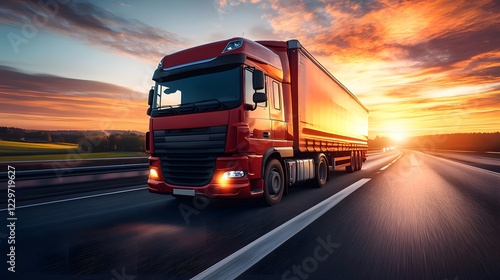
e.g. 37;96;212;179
314;154;328;187
346;151;356;173
262;159;284;206
357;151;363;171
353;151;359;171
354;152;358;172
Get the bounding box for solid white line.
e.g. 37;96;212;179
191;178;372;280
379;152;403;171
0;187;145;211
379;165;389;170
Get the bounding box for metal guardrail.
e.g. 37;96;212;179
3;156;147;164
0;162;149;190
0;163;148;180
0;163;148;178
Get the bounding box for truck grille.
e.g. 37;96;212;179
153;126;227;186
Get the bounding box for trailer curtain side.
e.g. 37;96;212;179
289;47;369;152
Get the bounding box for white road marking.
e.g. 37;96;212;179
0;187;146;211
191;178;372;280
379;152;403;171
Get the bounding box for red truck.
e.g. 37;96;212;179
146;38;368;205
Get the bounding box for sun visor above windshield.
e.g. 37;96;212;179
153;54;246;81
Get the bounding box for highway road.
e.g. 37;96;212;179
1;150;499;280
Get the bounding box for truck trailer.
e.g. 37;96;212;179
146;38;368;205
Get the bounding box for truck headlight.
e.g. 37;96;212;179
222;39;243;53
221;170;246;180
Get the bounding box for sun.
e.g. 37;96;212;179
389;131;407;142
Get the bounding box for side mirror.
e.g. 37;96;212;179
253;70;265;90
253;92;267;104
247;92;267;111
148;87;154;106
147;87;154;115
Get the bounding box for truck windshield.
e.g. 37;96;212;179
153;66;241;114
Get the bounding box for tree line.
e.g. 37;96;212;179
0;127;145;152
77;133;145;152
369;132;500;152
403;132;500;152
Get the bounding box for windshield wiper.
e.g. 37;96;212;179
156;105;180;115
157;102;199;114
193;99;228;111
178;102;199;113
156;99;228;115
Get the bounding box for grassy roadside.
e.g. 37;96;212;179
0;140;147;162
0;140;77;154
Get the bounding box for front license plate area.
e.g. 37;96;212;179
173;189;195;196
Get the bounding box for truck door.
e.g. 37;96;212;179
268;78;286;141
244;68;272;154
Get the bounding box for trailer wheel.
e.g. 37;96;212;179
346;151;356;173
354;151;359;172
262;159;284;206
357;151;363;171
314;154;328;188
352;151;358;171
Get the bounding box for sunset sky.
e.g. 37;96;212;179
0;0;499;139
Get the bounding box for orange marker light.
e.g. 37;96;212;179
149;168;159;180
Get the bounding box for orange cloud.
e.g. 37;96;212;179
0;66;149;131
253;0;499;138
2;1;498;139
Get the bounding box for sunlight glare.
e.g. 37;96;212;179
389;130;407;142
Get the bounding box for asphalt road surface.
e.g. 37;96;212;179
1;149;499;280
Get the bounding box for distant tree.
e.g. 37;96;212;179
25;131;44;142
42;132;52;142
77;135;110;153
5;127;24;140
64;132;86;144
119;133;145;151
0;127;7;139
77;137;92;153
403;132;500;152
109;134;122;151
53;133;65;142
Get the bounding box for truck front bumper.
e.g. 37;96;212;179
147;155;263;199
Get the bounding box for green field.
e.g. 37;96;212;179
0;140;77;154
0;140;146;162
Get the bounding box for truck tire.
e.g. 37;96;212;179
353;151;359;171
314;154;328;188
357;151;363;171
262;159;284;206
346;151;356;173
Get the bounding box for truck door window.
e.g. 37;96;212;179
245;69;253;106
272;81;281;110
269;78;284;122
